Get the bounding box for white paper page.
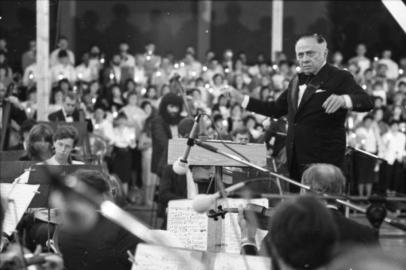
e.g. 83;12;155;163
132;243;206;270
212;252;271;270
0;183;40;235
167;199;209;251
150;230;186;248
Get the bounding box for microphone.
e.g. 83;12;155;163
172;114;202;175
192;182;246;213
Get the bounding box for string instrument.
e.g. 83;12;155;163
0;244;54;270
170;74;194;117
207;203;273;230
0;83;19;150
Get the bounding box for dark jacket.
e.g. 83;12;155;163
48;109;80;122
57;215;142;270
330;208;378;246
48;109;93;132
158;164;187;208
150;115;172;177
246;64;373;178
243;208;378;257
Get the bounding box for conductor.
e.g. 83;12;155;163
232;34;373;189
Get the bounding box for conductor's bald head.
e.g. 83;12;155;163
296;33;328;75
301;164;345;195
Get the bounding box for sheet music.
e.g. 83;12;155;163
167;199;209;251
0;183;39;235
132;244;206;270
150;230;186;248
212;252;271;270
218;198;269;254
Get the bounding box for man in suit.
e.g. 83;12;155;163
48;92;93;132
232;34;374;189
301;164;378;246
48;92;80;122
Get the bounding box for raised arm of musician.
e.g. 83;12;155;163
238;207;258;256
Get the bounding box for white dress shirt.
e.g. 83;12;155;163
355;127;378;153
379;59;399;80
50;48;75;67
75;63;93;82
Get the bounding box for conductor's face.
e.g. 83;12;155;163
296;37;327;75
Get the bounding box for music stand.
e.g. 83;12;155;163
0;161;37;183
0;150;26;161
168;138;267;193
27;164;102;208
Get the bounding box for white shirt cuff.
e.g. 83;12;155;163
343;95;353;109
241;95;250;109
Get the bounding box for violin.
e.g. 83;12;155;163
207;203;273;230
0;246;50;270
0;83;18;150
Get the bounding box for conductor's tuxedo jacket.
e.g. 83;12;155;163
245;63;374;178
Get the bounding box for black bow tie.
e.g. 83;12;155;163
298;73;315;85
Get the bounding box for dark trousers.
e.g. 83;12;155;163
381;161;404;193
111;147;133;184
288;154;308;193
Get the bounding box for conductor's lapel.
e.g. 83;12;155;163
290;75;300;114
296;64;330;113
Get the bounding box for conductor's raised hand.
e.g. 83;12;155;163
322;94;346;114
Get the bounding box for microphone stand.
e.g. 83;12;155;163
193;139;406;232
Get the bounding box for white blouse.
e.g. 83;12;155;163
381;131;406;165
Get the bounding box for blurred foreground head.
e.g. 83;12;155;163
270;195;338;270
50;169;112;234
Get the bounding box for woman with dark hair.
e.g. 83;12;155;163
144;85;159;108
48;88;64;114
107;84;125;113
124;78;137;93
211;94;230;120
139;101;157;206
233;73;249;94
19;123;54;161
227;103;244;133
57;78;72;94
